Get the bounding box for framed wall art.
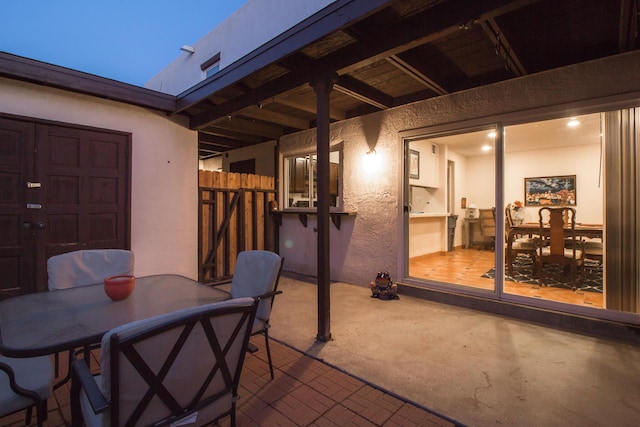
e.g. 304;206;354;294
409;150;420;179
524;175;576;206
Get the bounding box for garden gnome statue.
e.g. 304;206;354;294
371;271;398;299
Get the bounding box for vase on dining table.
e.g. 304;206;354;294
512;208;524;225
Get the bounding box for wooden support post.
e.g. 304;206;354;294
312;71;336;342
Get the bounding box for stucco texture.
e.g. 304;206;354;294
278;51;640;287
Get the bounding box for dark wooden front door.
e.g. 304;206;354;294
0;118;130;298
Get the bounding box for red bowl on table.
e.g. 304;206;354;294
104;275;135;301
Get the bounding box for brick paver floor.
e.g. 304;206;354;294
2;337;459;426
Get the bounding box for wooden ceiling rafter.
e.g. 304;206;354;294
334;75;393;110
198;131;254;159
198;132;251;148
273;92;347;121
188;0;634;159
618;0;639;51
190;68;310;129
177;0;392;113
200;125;264;143
479;18;527;76
191;0;520;132
386;54;448;95
238;105;310;130
211;115;283;139
324;0;520;76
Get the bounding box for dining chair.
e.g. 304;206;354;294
536;207;585;289
230;250;284;379
47;249;135;386
582;238;604;276
477;208;496;250
505;204;538;275
70;297;258;427
0;355;55;427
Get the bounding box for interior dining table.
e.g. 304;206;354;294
0;274;231;358
507;222;603;242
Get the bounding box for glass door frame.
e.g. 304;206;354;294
402;123;504;300
401;103;640;326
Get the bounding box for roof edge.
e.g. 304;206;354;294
0;51;177;113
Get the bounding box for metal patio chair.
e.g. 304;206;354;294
47;249;135;387
70;297;257;427
0;355;54;427
230;250;284;379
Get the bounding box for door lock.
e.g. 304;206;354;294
23;222;46;230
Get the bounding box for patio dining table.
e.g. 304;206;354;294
0;274;230;358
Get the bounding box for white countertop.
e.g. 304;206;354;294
409;212;449;218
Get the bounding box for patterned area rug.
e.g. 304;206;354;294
482;255;603;293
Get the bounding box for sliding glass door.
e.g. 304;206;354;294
503;113;605;308
406;128;497;294
405;107;640;319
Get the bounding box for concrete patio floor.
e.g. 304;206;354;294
269;273;640;427
4;274;640;426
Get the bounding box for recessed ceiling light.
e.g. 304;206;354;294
567;118;580;127
481;144;492;152
487;131;497;138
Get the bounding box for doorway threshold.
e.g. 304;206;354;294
396;282;640;345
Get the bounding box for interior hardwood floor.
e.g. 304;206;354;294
409;247;604;308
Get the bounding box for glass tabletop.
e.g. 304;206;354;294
0;274;230;357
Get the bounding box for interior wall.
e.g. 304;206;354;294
504;143;603;224
0;77;199;279
222;140;276;176
448;150;468;248
464;155;496;213
277;51;640;287
199;156;223;171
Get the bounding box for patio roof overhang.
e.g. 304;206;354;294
173;0;639;160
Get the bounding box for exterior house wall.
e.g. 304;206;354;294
145;0;336;95
0;77;199;279
278;51;640;286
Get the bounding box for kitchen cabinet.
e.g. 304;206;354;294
289;157;307;193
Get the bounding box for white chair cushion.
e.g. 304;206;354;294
48;249;134;290
540;247;583;259
512;240;536;250
230;250;281;323
0;355;54;417
95;297;254;427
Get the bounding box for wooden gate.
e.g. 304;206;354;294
198;170;277;283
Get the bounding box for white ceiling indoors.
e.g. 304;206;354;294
428;112;601;157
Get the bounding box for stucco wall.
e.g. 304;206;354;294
146;0;336;95
0;77;199;279
278;51;640;287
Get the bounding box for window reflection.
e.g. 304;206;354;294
285;151;340;209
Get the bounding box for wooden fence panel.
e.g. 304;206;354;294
198;170;276;283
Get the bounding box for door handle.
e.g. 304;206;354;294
22;222;46;230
